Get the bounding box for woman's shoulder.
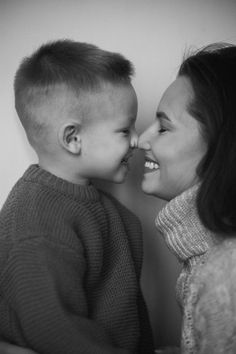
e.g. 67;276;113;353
185;238;236;327
196;237;236;288
186;239;236;353
208;237;236;264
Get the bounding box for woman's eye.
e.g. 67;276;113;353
158;127;167;133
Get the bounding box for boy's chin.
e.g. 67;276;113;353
111;168;129;184
93;166;129;184
112;175;127;184
93;173;127;185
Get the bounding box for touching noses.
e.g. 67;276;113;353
130;129;138;148
138;128;151;150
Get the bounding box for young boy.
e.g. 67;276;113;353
0;40;154;354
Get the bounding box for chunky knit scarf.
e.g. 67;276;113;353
155;185;216;264
155;185;219;353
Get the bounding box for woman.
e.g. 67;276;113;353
139;43;236;353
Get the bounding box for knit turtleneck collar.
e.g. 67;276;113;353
23;164;100;201
155;184;217;263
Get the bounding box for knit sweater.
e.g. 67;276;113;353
0;165;154;354
155;185;236;354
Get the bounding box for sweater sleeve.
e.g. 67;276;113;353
191;244;236;353
0;237;130;354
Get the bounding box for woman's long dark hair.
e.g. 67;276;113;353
179;43;236;234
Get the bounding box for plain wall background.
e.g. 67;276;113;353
1;0;236;347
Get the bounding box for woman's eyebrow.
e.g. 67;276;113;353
156;111;171;121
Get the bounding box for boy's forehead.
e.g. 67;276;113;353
79;83;137;126
92;81;136;105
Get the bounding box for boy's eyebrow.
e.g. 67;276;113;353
156;111;170;121
125;116;136;125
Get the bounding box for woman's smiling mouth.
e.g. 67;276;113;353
144;158;159;172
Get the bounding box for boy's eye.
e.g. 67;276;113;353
122;129;131;135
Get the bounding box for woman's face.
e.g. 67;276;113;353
138;76;207;201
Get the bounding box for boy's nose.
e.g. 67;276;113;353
130;130;138;148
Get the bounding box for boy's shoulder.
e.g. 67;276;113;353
0;166;83;232
0;167;54;211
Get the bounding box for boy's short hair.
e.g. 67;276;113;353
14;39;134;147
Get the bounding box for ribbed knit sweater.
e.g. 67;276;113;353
0;165;154;354
156;185;236;354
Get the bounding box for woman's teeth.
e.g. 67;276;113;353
144;161;159;170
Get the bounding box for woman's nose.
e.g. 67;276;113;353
138;129;151;150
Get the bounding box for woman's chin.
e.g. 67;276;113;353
141;181;170;201
141;180;157;196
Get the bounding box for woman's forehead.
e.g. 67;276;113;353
157;76;195;125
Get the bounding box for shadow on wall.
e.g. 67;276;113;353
94;150;182;348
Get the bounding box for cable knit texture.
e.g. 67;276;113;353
0;165;154;354
156;185;236;354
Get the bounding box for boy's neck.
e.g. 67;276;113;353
38;158;90;186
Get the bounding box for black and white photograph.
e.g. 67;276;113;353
0;1;236;353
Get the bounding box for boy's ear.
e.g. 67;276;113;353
58;122;82;155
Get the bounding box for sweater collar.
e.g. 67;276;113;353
155;184;217;262
23;164;100;201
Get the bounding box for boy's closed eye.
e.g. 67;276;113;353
117;126;132;136
122;128;131;135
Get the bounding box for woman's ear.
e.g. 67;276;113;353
58;122;81;154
